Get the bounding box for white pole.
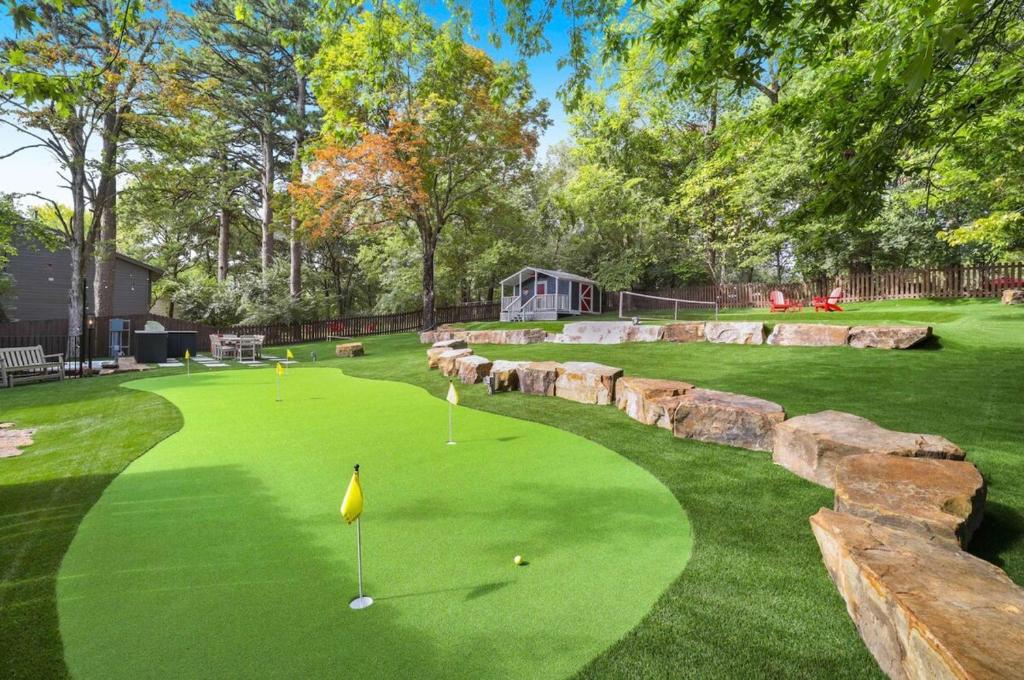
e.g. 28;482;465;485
356;517;364;598
447;400;454;444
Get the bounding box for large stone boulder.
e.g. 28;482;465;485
615;377;693;425
437;348;474;377
848;326;932;349
670;388;785;451
553;321;663;344
488;360;528;392
704;321;766;345
334;342;364;357
810;508;1024;680
773;410;965;488
419;331;437;344
456;355;493;384
500;328;548;344
663;322;705;343
426;347;447;369
432;339;468;350
1002;288;1024;305
767;323;850;347
835;455;986;549
517;361;564;396
555;362;624;405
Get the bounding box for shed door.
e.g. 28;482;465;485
580;284;593;312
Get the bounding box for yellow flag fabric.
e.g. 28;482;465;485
184;349;191;361
447;381;459;406
286;349;294;360
340;471;363;524
276;362;285;377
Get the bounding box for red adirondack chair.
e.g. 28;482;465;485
769;290;802;312
813;287;844;312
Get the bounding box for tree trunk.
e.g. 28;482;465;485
260;129;274;275
289;74;306;300
421;232;437;331
67;156;87;347
93;109;119;317
218;207;230;282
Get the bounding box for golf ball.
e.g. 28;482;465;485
513;554;523;565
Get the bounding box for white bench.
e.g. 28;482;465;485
0;346;65;388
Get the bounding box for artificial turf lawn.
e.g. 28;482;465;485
56;368;692;679
2;297;1022;679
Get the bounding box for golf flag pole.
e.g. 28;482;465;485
275;362;285;401
341;465;372;609
184;349;190;377
446;379;459;445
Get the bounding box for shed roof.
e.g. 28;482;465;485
500;266;596;286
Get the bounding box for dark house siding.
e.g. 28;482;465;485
1;237;159;321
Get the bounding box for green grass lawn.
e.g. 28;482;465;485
2;297;1022;679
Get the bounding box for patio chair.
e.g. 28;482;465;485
253;335;265;359
769;290;802;313
813;287;845;312
237;336;258;362
210;334;237;360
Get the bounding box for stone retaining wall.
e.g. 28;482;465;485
423;334;1021;679
422;321;933;350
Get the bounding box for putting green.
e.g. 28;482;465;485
57;368;691;679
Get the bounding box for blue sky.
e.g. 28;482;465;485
0;0;573;206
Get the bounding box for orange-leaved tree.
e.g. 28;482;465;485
294;5;547;329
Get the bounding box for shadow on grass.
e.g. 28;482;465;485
0;474;118;680
969;502;1024;569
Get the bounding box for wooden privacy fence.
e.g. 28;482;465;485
618;263;1024;310
0;302;501;358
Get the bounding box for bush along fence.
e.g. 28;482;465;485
613;262;1024;310
0;302;501;359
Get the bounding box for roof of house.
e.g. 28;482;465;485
500;266;596;286
115;251;164;276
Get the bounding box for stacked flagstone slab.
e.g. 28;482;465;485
662;322;705;342
488;360;528;392
517;361;564;396
334;342;364;357
848;326;932;349
550;321;664;344
703;321;766;345
456;355;492;384
773;410;964;488
767;324;850;346
615;377;693;426
1003;289;1023;304
420;328;547;345
668;389;785;451
426;339;468;369
555;362;624;405
811;509;1024;680
834;454;986;549
437;348;473;377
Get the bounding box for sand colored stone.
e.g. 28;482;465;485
670;388;785;451
810;508;1024;680
552;321;664;344
1002;289;1023;305
437;348;474;377
773;410;965;488
554;362;624;405
615;377;694;425
767;323;850;347
703;321;766;345
848;326;932;349
0;423;35;459
422;329;546;345
334;343;364;357
662;322;705;343
835;454;986;548
432;339;468;350
488;360;528;392
516;361;565;396
456;355;493;384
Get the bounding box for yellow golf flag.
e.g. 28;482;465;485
276;362;285;377
446;381;459;406
340;468;363;524
286;349;294;360
184;349;191;361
